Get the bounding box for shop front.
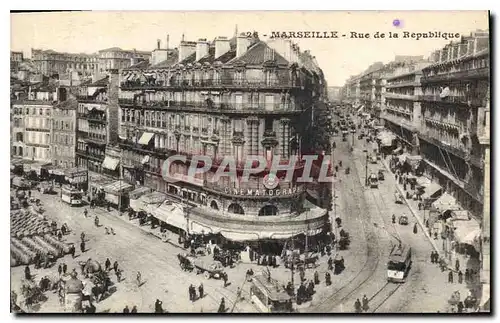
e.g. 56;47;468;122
103;181;134;211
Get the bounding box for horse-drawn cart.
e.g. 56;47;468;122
177;253;225;279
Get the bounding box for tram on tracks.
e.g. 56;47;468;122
249;274;293;313
387;243;412;283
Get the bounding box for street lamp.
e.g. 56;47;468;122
363;149;369;186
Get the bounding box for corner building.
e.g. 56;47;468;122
118;34;329;244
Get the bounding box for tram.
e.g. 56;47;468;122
387;243;412;283
61;185;83;206
368;173;379;188
249;274;293;313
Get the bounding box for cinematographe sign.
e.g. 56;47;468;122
223;186;303;196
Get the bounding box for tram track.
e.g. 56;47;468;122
307;142;382;313
368;282;402;313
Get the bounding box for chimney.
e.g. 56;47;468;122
196;38;210;61
236;33;252;58
157;39;161;50
214;36;230;59
178;41;196;63
166;34;170;49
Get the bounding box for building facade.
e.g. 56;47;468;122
118;34;329;242
31;49;98;77
419;30;489;219
98;47;152;72
76;72;120;176
383;61;430;154
51;94;77;169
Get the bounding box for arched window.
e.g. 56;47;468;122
210;200;219;210
228;203;244;215
259;205;278;216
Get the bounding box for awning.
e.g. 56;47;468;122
141;155;150;164
102;156;120;171
141;191;167;205
151;202;187;231
405;155;423;168
49;168;65;176
86;105;106;112
138;132;155;145
103;181;134;194
432;192;460;211
378;132;395;147
220;231;261;241
422;182;443;199
129;186;153;200
392;147;402;154
451;218;481;248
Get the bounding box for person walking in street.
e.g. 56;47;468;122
457;301;464;313
105;227;110;235
413;223;418;234
80;232;85;242
314;271;320;285
354;298;362;313
113;261;119;273
131;305;138;313
222;272;228;287
57;230;63;241
115;269;122;283
218;297;226;313
105;258;111;271
80;240;86;253
325;272;332;286
58;264;63;276
84;209;88;218
362;295;369;312
448;270;454;283
458;270;464;284
69;244;76;259
155;299;163;313
123;305;130;313
94;216;99;227
328;257;333;271
136;271;142;287
62;263;67;275
110;227;116;235
430;251;435;264
465;269;470;282
188;284;194;302
455;259;460;272
198;283;204;299
392;214;396;224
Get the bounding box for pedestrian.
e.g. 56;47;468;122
188;285;194;302
80;232;85;242
455;259;460;272
155;299;163;313
131;305;138;313
418;202;422;211
111;228;116;235
198;283;204;299
403;183;407;191
354;298;362;313
58;264;63;276
362;294;369;312
430;251;435;264
448;270;454;283
136;271;142;287
84;209;88;218
458;270;463;284
94;216;99;227
222;272;228;287
105;227;110;235
80;241;86;253
457;301;464;313
465;269;470;282
57;230;63;241
105;258;111;271
62;263;67;275
314;271;320;285
413;223;418;234
28;190;31;198
123;305;130;313
115;269;122;283
218;297;226;313
113;261;119;273
392;214;396;224
325;272;331;286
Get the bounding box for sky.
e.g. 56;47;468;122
11;11;489;86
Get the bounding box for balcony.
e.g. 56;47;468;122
263;130;277;138
418;132;469;160
76;149;105;162
421;67;489;84
384;92;418;101
119;138;176;158
78;113;107;124
120;79;301;91
77;131;106;145
420;95;484;107
76;95;108;104
385;81;419;89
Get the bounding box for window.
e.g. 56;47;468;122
235;94;243;110
234;119;243;132
265;95;274;111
